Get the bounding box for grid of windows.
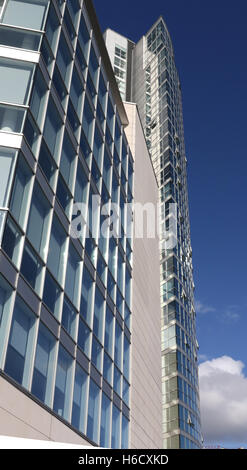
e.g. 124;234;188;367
113;45;127;101
143;19;201;448
0;0;133;449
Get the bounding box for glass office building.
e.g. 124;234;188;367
105;18;202;449
0;0;134;448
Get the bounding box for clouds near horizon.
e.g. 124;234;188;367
199;356;247;446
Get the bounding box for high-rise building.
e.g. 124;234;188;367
0;0;162;448
105;18;202;449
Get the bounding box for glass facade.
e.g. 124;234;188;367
107;19;202;449
0;0;133;448
138;20;201;449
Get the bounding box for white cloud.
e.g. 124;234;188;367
195;300;216;314
199;356;247;445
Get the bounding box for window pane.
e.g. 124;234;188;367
121;416;129;449
0;147;16;207
74;161;88;205
39;141;57;188
0;58;34;105
47;214;67;285
60;131;76;189
82;96;94;146
100;393;111;448
103;352;113;385
87;379;100;444
4;296;35;387
123;378;129;406
80;268;93;326
43;98;62;160
10;155;32;226
56;32;72;86
88;46;98;86
26;183;50;259
72;364;88;434
123;336;130;381
111;404;121;449
53;345;73;420
78;13;90;60
114;322;122;371
61;297;77;339
114;366;121;397
1;0;49;30
77;318;91;357
56;173;72;216
0;25;41;51
0;104;25;133
91;336;102;371
65;243;81;306
2;215;22;267
0;276;13;363
31;322;56;406
104;307;114;357
30;68;47;127
43;270;61;318
70;67;83;118
93;287;104;343
20;242;43;294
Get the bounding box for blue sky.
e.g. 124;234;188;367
93;0;247;447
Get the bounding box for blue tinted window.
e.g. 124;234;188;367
93;125;103;168
111;404;121;449
56;173;72;216
93;287;104;343
45;2;60;52
100;393;111;448
43;98;62;160
60;131;76;189
103;352;113;385
53;65;67;105
123;378;129;406
75;161;88;204
47;214;67;284
78;14;90;60
114;366;121;396
114;322;122;370
2;216;22;267
80;268;94;326
56;32;72;86
10;153;32;228
123;336;130;381
82;96;94;146
43;270;61;318
70;67;83;118
31;322;56;405
77;318;91;357
121;415;129;449
61;297;77;339
72;364;88;433
4;297;35;387
65;243;81;306
20;242;42;293
91;336;102;371
107;99;114;136
98;73;107;113
88;46;98;86
53;345;73;420
87;379;100;444
104;307;114;356
39;141;57;187
26;183;50;259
